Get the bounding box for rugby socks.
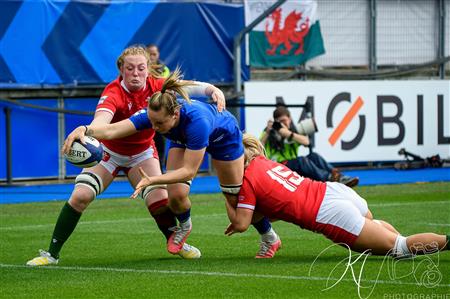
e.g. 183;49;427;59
253;217;278;243
48;202;81;259
253;217;271;234
176;209;192;229
148;199;177;240
261;228;278;243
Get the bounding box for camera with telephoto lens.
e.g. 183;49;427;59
296;118;318;135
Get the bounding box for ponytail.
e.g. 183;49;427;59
148;67;195;115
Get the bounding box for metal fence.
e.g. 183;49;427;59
247;0;449;80
311;0;448;70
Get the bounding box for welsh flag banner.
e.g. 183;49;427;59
245;0;325;67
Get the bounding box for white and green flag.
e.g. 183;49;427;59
244;0;325;67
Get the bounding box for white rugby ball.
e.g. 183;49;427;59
65;136;103;168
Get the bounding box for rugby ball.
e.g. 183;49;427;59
65;136;103;168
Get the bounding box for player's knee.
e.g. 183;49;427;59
168;182;190;200
168;192;188;205
72;172;104;211
167;194;191;212
69;190;94;212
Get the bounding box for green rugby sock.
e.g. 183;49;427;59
48;202;82;259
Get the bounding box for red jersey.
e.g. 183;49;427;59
237;156;327;231
95;76;164;155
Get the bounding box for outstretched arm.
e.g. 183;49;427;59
62;119;137;154
131;147;206;198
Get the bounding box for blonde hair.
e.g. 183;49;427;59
147;67;195;115
242;133;266;167
116;45;160;78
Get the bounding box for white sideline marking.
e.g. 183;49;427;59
0;264;449;288
369;200;449;208
424;223;450;227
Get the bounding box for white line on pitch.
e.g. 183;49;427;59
424;223;450;227
369;200;449;207
0;263;448;288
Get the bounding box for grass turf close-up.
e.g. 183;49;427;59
1;182;449;298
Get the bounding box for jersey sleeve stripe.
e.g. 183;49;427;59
237;203;255;210
96;108;114;115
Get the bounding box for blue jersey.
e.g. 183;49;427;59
129;100;243;161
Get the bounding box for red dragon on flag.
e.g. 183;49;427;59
264;8;310;56
245;0;325;67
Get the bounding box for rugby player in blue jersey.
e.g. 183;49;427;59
63;68;281;258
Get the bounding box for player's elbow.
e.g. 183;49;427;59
233;222;249;233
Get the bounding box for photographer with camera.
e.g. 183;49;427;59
260;106;359;187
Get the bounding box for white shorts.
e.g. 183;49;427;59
314;182;369;245
100;145;157;177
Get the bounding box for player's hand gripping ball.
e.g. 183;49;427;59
65;136;103;168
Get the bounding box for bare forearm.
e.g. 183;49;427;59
87;111;116;139
224;201;251;233
85;125;114;140
86;120;136;140
225;200;238;224
291;132;310;146
279;127;310;146
150;167;196;185
184;81;212;96
185;81;225;111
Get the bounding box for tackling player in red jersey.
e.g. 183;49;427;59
224;134;449;259
27;45;226;266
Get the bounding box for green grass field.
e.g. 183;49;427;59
1;182;449;299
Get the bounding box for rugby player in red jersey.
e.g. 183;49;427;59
27;45;225;266
224;134;449;259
